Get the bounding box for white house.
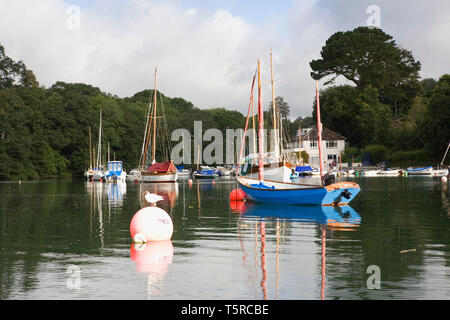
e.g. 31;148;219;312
286;126;346;170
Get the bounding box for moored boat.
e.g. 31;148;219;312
176;166;191;178
141;160;178;183
127;168;142;182
377;168;401;176
431;169;448;176
406;166;433;175
105;160;127;182
138;68;178;183
236;60;360;206
238;176;360;206
193;166;216;179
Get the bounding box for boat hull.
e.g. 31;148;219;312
406;166;433;175
92;171;104;181
237;177;360;206
377;170;400;176
141;172;178;183
243;163;292;182
106;172;127;183
193;174;216;179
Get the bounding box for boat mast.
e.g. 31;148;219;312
258;59;264;182
93;145;96;171
251;88;257;163
270;49;279;160
316;81;324;186
97;109;102;169
440;141;450;167
238;70;257;169
152;67;158;164
298;126;302;164
140;92;153;169
89;126;92;169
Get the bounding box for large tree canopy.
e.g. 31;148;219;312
310;27;422;117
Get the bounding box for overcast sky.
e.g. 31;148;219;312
0;0;449;118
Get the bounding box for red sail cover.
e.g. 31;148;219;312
146;161;175;173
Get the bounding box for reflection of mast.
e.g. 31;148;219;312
321;226;326;300
260;221;267;300
253;222;258;292
89;126;92;170
197;181;201;219
275;219;280;299
97;183;104;250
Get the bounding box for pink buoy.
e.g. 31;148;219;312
230;188;246;201
130;240;174;274
130;192;173;242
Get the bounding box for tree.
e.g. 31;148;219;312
0;43;38;89
421;78;437;98
269;96;290;120
313;85;391;148
425;74;450;159
310;27;422;117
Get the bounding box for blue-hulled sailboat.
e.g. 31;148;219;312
236;61;360;206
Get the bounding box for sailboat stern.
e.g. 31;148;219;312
323;182;361;206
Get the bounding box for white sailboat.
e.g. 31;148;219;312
139;68;178;183
92;110;105;181
239;50;292;182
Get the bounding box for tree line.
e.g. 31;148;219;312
1;26;449;180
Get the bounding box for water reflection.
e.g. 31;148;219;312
233;202;361;300
233;203;361;228
130;240;174;299
106;182;127;208
139;183;179;211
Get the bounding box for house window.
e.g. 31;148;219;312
328;154;337;161
310;141;317;148
326;140;337;148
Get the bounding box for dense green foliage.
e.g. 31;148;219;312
310;27;422;118
309;27;449;166
1;26;449;180
0;44;248;179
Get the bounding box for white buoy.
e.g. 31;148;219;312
130;192;173;242
442;176;448;182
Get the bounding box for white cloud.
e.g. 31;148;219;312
0;0;449;120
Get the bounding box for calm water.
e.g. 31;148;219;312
0;175;449;300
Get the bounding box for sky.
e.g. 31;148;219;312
0;0;449;119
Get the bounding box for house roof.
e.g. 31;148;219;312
302;126;346;141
